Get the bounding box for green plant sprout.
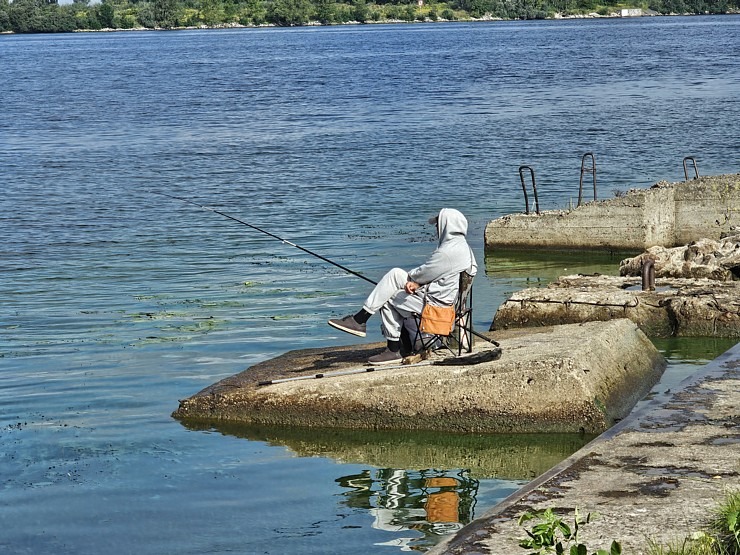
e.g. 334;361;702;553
517;507;622;555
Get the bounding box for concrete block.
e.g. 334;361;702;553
173;319;665;434
485;174;740;252
493;275;740;338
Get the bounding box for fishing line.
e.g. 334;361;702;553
152;191;378;285
153;191;499;348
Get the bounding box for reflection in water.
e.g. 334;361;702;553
337;468;479;552
185;421;596;480
651;336;738;364
485;250;633;284
178;422;594;550
174;422;594;549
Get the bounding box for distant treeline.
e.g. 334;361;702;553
1;0;737;33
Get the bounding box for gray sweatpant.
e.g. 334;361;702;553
362;267;425;341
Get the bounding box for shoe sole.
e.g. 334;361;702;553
328;320;366;338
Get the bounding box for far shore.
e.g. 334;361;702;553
1;10;738;36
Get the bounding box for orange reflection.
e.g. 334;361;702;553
424;477;460;524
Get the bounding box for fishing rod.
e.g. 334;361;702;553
257;348;502;386
152;191;378;285
155;191;499;348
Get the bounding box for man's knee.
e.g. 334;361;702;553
383;267;407;285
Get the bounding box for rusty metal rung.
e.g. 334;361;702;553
683;156;699;181
577;152;597;207
519;165;539;215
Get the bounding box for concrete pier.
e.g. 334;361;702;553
429;342;740;555
485;174;740;252
493;274;740;338
173;319;665;435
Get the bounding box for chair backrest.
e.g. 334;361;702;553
455;271;475;315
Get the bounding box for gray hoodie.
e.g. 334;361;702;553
407;208;478;306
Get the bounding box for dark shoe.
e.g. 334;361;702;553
328;315;366;337
368;349;403;366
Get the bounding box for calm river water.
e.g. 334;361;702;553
1;16;738;554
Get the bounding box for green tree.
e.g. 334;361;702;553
98;1;115;27
0;0;11;32
333;3;353;21
313;0;332;22
455;0;489;15
352;0;368;21
707;0;728;12
267;0;312;25
136;2;157;27
8;0;39;33
200;0;223;25
239;0;267;24
154;0;177;26
652;0;687;12
8;0;79;32
52;4;79;30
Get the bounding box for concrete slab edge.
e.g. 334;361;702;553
428;341;740;555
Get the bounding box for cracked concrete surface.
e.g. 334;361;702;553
430;344;740;555
173;320;664;434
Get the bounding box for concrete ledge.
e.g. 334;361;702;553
492;275;740;337
173;320;665;434
429;342;740;555
485;174;740;252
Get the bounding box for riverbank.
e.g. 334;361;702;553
2;9;738;36
430;342;740;554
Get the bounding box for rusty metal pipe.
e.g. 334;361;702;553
641;259;655;291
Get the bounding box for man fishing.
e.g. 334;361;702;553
328;208;477;365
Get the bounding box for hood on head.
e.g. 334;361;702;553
430;208;468;245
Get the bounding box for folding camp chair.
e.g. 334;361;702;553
411;271;475;358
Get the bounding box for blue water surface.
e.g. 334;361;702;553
1;16;738;554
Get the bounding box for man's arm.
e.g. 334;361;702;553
407;250;452;285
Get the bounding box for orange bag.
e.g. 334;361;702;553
419;304;456;335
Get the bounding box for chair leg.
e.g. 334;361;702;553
455;313;473;355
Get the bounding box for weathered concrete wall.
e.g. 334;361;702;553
485;174;740;252
674;176;740;244
644;184;676;246
493;275;740;338
430;342;740;555
173;320;666;435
